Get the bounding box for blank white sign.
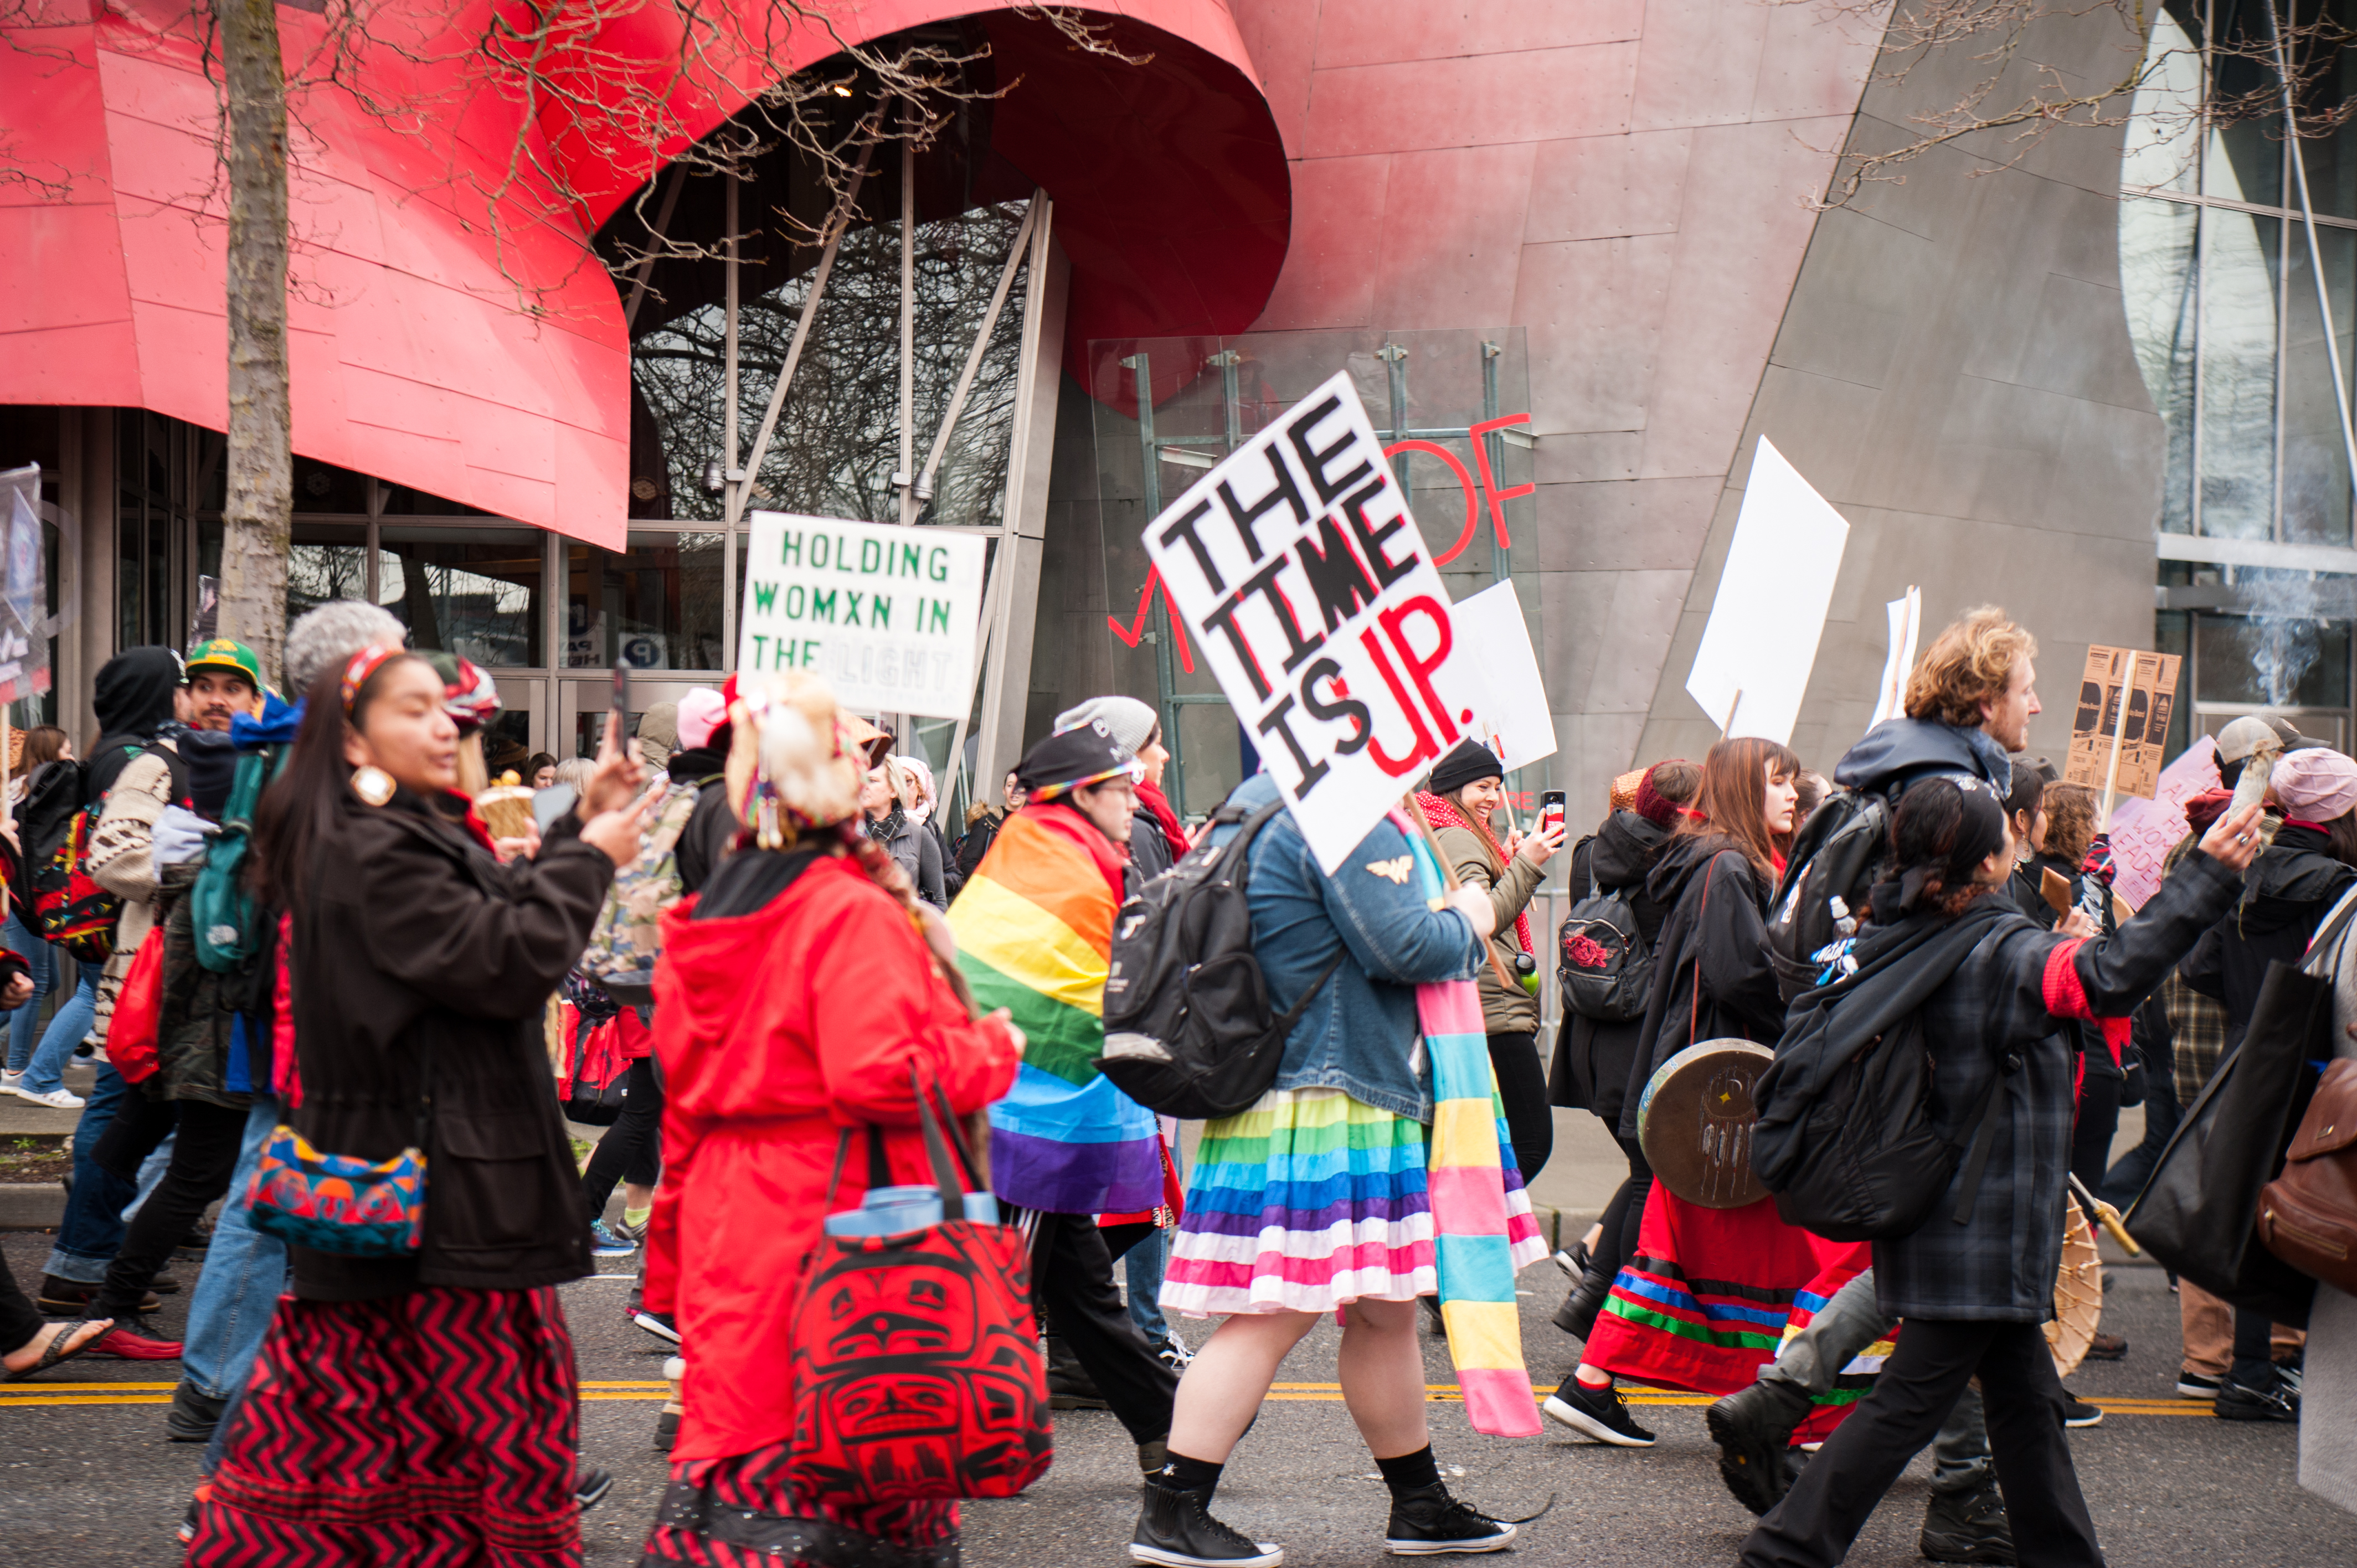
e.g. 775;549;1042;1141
1684;437;1850;746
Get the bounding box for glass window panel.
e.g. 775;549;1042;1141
291;458;370;514
2198;605;2353;705
378;528;543;667
2282;223;2357;543
2122;198;2200;532
2123;8;2204;193
2207;45;2284;207
564;532;725;670
286;522;370;643
2200;208;2283;537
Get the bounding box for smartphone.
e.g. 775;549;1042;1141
610;664;630;752
1538;789;1565;837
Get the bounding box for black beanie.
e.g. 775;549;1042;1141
1428;739;1505;796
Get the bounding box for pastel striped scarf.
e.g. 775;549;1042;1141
952;807;1162;1216
1397;811;1545;1438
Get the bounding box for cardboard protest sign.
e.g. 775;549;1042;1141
737;512;986;720
1141;371;1491;873
2063;645;2182;802
1685;438;1849;745
0;466;50;709
2105;737;2221;910
1450;580;1556;774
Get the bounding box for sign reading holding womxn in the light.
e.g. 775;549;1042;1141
737;511;987;720
1143;372;1491;873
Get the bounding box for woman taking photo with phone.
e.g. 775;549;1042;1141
1419;740;1563;1183
1545;736;1818;1448
188;648;655;1565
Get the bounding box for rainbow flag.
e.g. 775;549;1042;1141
1399;813;1546;1438
952;807;1162;1215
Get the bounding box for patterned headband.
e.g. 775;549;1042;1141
341;644;402;714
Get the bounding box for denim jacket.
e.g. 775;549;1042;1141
1211;773;1484;1123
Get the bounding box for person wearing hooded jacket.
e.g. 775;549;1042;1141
2178;747;2357;1423
1547;737;1825;1449
1830;607;2039;805
1418;739;1563;1183
1548;760;1698;1340
1738;781;2261;1568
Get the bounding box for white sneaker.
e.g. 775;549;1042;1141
12;1085;85;1109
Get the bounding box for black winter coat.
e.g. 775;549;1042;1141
1549;809;1676;1121
1615;833;1785;1142
668;744;734;896
286;786;614;1302
1875;851;2240;1319
2179;821;2355;1048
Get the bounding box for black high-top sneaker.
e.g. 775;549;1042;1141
1129;1479;1284;1567
1704;1378;1813;1515
1918;1484;2018;1565
1381;1482;1518;1556
1542;1373;1656;1446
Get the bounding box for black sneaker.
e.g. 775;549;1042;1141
2215;1375;2299;1422
1919;1484;2018;1565
2060;1393;2102;1428
1129;1479;1283;1566
632;1309;681;1345
574;1465;614;1510
1542;1374;1656;1447
1382;1481;1516;1555
2176;1371;2222;1400
1705;1380;1811;1514
2082;1333;2127;1361
165;1379;224;1443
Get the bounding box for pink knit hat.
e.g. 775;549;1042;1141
2271;747;2357;823
677;687;729;752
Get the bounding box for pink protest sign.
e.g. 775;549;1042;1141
2104;737;2221;910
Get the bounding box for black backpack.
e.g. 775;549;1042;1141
1099;800;1343;1120
1558;855;1653;1022
1763;788;1891;1002
1749;905;2015;1242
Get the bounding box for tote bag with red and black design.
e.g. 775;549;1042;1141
783;1072;1049;1505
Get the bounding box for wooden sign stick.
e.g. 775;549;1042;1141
2097;659;2134;831
1402;792;1522;994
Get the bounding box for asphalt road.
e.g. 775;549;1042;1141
3;1230;2353;1567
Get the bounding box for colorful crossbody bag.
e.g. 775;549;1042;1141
242;1043;430;1256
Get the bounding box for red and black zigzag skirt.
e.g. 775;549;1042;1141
639;1441;959;1568
189;1285;582;1567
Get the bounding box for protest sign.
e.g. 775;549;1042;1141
1450;580;1556;774
1870;586;1921;729
2104;736;2220;910
736;512;987;721
1141;371;1492;873
0;466;50;710
2062;644;2181;804
1685;438;1849;745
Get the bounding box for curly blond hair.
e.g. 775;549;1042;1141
1905;607;2038;729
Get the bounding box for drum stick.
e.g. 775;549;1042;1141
1402;793;1522;996
2068;1173;2140;1256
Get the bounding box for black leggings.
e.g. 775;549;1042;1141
1594;1134;1654;1278
95;1097;248;1317
2067;1068;2121;1225
1486;1031;1552;1183
581;1055;663;1220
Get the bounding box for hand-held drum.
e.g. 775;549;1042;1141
1636;1039;1776;1209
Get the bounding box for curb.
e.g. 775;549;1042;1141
0;1180;64;1230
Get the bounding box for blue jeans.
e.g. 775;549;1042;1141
3;914;53;1072
43;1061;138;1283
17;964;97;1096
183;1097;285;1404
1125;1225;1176;1353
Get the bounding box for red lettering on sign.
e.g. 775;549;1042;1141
1358;626;1440;776
1377;596;1460;748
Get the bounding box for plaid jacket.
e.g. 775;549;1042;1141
1875;851;2242;1322
2163;969;2230;1110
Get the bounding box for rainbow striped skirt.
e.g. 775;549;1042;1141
1160;1086;1542;1318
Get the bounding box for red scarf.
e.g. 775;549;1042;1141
1415;791;1533;956
1136;778;1188;863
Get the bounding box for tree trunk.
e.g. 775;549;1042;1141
217;0;291;688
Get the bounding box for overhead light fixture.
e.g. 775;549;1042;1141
833;84;853;97
1159;445;1217;471
701;456;724;495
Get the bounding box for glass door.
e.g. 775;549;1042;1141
557;677;725;760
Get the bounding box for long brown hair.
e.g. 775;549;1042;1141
2042;783;2099;868
1679;736;1803;880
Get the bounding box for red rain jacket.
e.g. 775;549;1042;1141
640;853;1021;1462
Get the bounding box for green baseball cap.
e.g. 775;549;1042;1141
185;637;263;688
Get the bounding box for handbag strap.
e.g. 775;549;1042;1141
1950;1050;2020;1225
